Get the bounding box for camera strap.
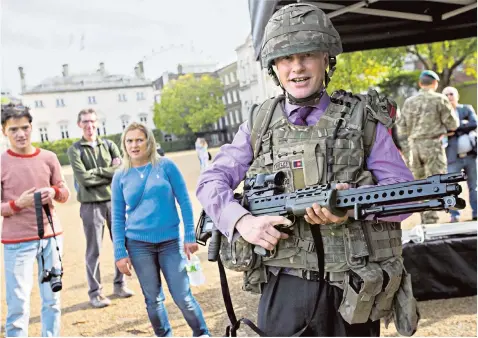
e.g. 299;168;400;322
34;192;63;269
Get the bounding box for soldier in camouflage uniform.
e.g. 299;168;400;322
397;70;459;224
197;3;419;336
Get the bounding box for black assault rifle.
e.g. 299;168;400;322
196;171;467;261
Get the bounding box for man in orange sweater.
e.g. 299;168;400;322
1;103;70;337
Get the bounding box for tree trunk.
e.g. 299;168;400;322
438;68;452;92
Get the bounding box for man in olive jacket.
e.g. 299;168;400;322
67;109;134;308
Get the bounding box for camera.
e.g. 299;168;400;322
41;267;63;292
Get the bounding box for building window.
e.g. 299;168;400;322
229;111;235;126
118;94;127;102
214;122;218;130
97;121;107;136
136;92;145;101
211;133;219;145
235;110;241;124
222;96;226;105
232;91;238;102
230;72;235;83
56;98;65;107
223;116;228;127
121;116;130;130
227;92;232;105
88;96;97;104
139;114;148;124
224;74;229;85
39;127;49;142
35;100;44;108
218;118;223;129
60;124;69;139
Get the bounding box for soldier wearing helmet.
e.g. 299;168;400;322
198;3;419;336
397;70;459;224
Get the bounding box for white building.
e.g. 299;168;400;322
235;35;281;122
20;62;154;143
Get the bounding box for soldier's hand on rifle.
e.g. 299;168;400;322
304;183;350;225
236;214;292;250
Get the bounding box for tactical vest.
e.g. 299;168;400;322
227;90;419;331
247;91;402;274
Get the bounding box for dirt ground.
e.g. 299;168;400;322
1;148;476;337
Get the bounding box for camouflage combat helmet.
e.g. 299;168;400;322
260;3;343;103
261;3;342;69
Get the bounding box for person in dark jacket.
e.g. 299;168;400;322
442;86;477;222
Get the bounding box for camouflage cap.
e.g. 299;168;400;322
260;3;342;69
419;70;440;82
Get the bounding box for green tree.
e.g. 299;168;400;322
377;70;421;107
329;48;404;93
153;73;225;135
405;37;477;91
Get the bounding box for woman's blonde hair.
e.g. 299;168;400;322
120;122;159;170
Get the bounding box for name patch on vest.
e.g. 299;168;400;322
292;160;303;169
273;161;290;171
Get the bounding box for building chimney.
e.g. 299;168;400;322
134;66;141;78
99;62;105;74
18;67;26;92
62;64;69;77
138;61;144;78
177;64;183;75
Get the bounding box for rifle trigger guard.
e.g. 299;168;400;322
288;214;296;226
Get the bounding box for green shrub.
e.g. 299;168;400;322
56;153;70;166
33;128;189;165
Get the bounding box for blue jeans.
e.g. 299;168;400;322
126;238;209;337
3;236;63;337
448;155;477;219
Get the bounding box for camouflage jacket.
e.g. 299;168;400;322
397;89;458;140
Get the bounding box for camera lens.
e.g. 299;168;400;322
50;277;62;292
49;267;63;292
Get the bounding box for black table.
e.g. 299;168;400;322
403;235;477;301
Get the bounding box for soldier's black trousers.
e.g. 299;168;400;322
258;272;380;337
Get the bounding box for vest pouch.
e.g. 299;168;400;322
263;235;301;268
303;142;323;186
242;265;268;294
362;221;402;262
326;137;363;183
391;268;420;336
219;235;260;272
344;222;369;268
369;256;403;321
338;263;383;324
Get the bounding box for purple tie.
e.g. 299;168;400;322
290;106;314;126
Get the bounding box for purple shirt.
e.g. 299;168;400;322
196;92;414;242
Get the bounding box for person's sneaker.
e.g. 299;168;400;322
450;216;460;223
114;286;135;298
90;294;111;308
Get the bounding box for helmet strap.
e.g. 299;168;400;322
286;89;325;106
268;66;281;87
325;56;337;88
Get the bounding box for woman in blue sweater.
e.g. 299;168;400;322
112;122;209;337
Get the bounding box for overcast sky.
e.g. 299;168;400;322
1;0;252;96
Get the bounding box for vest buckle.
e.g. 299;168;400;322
334;117;347;128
